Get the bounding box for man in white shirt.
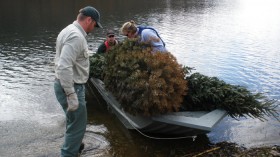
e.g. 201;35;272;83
54;6;102;157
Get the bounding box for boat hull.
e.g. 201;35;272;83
87;78;227;136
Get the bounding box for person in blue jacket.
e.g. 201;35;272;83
120;20;167;53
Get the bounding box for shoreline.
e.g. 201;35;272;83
184;142;280;157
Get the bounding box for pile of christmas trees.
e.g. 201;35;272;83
89;39;279;121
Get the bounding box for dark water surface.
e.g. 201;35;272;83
1;0;280;156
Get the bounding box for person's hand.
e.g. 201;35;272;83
66;92;79;111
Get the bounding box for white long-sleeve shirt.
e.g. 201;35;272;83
54;21;89;94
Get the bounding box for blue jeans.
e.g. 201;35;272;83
54;80;87;157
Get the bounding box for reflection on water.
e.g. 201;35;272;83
0;0;280;156
0;32;55;88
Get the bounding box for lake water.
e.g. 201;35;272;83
0;0;279;156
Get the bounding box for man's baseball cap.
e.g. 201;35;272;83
106;30;115;36
79;6;102;28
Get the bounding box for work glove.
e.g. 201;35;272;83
67;93;79;111
64;87;79;111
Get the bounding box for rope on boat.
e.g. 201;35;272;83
126;117;197;141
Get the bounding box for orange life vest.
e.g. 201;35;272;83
105;40;118;52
